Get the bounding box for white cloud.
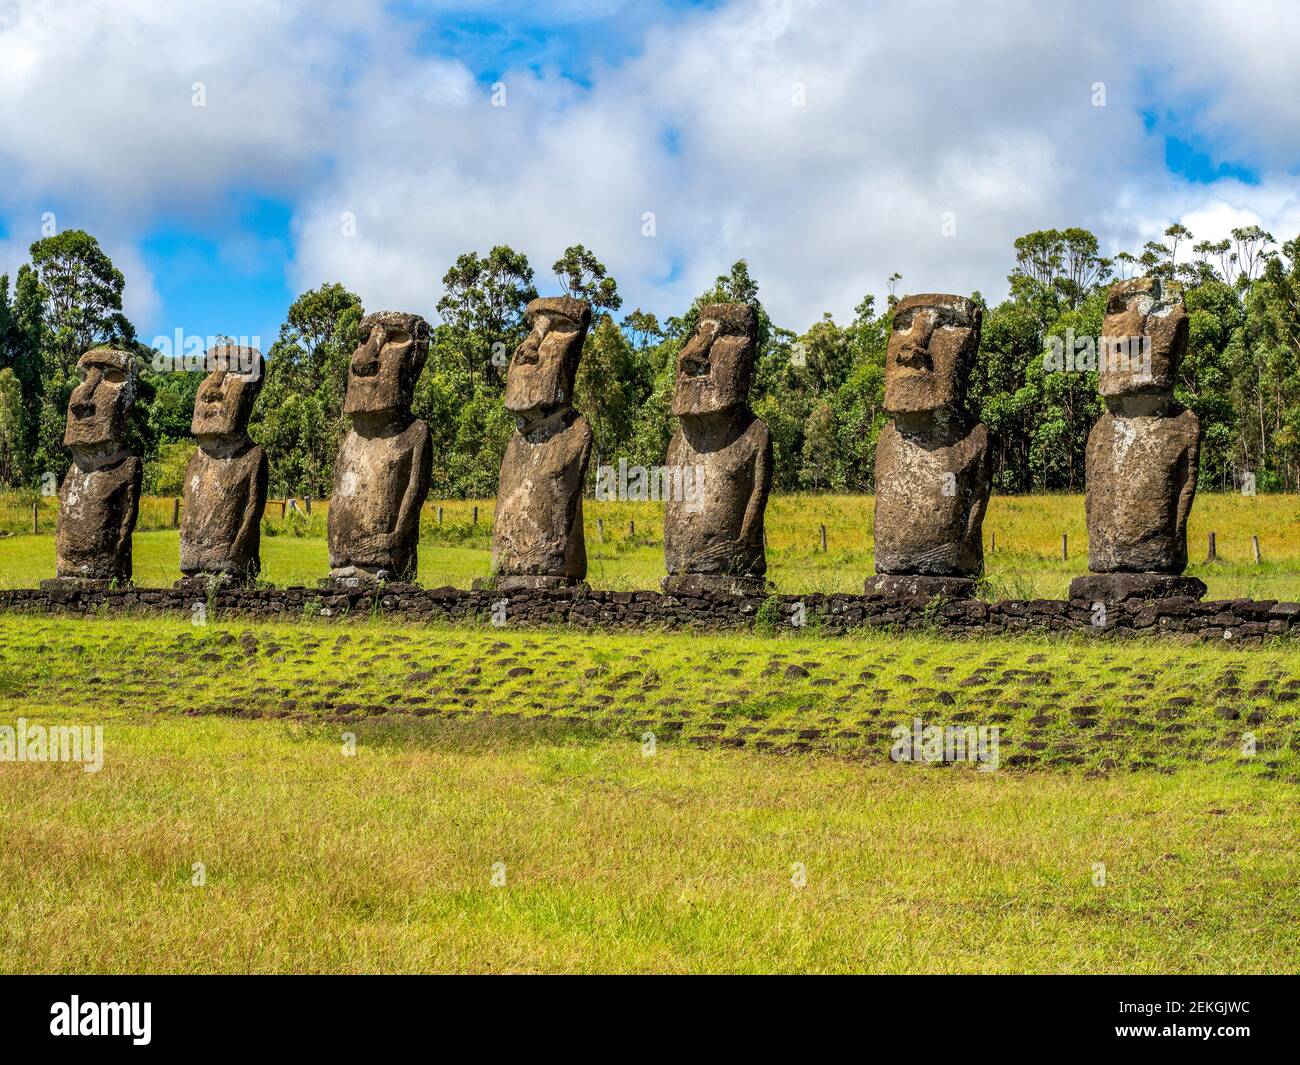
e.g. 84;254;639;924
1;0;1298;335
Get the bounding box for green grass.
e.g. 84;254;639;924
2;614;1298;972
3;491;1300;599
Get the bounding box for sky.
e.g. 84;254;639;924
1;0;1299;353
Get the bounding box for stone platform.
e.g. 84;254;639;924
1068;573;1208;603
864;575;977;600
3;583;1298;645
662;574;771;597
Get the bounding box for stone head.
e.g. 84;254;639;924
671;303;757;418
64;347;136;450
1099;276;1186;400
191;347;264;442
344;311;430;417
884;294;981;416
503;296;591;422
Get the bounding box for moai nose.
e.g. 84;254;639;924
515;332;541;364
679;332;711;376
352;332;382;375
70;370;100;409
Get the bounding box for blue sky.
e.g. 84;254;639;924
2;0;1298;352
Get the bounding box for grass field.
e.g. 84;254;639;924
4;491;1300;972
3;492;1300;600
2;614;1299;973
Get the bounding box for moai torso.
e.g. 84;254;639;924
664;415;771;578
180;443;268;578
53;347;141;584
181;347;268;581
492;296;594;585
1085;409;1199;573
57;453;142;581
493;411;593;579
872;294;989;579
662;303;772;586
1084;277;1200;575
873;419;990;576
328;419;431;578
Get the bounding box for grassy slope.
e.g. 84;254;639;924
3;492;1300;599
2;614;1298;973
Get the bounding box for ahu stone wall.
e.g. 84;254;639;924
3;583;1299;644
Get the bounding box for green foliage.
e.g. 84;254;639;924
145;441;195;497
249;282;362;498
5;223;1300;498
27;229;135;376
552;244;622;315
753;593;783;636
436;245;537;389
0;368;24;486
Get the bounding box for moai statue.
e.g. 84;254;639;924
178;347;268;586
1069;277;1205;602
327;311;431;586
662;303;772;595
866;293;991;599
44;348;142;587
486;296;594;591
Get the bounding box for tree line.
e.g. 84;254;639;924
2;222;1299;499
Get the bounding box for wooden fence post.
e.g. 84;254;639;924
172;497;180;528
1207;531;1217;561
32;502;38;535
472;505;479;526
1252;535;1262;564
437;506;443;525
1061;533;1068;560
596;518;605;543
819;524;827;552
629;519;635;541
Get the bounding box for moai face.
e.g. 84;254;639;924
191;348;265;442
503;297;591;421
883;294;981;416
343;311;430;417
671;303;757;418
64;348;136;449
1099;277;1186;400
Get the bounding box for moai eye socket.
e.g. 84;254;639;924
381;328;410;350
102;367;127;384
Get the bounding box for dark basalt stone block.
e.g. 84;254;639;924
1068;573;1208;602
864;574;978;600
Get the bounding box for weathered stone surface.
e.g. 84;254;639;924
1097;276;1188;399
663;304;772;586
872;294;990;580
662;573;770;597
51;348;142;584
493;297;594;584
180;347;268;582
491;574;589;592
864;574;977;600
1069;573;1208;602
327;312;432;583
1083;278;1200;582
1084;410;1199;572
